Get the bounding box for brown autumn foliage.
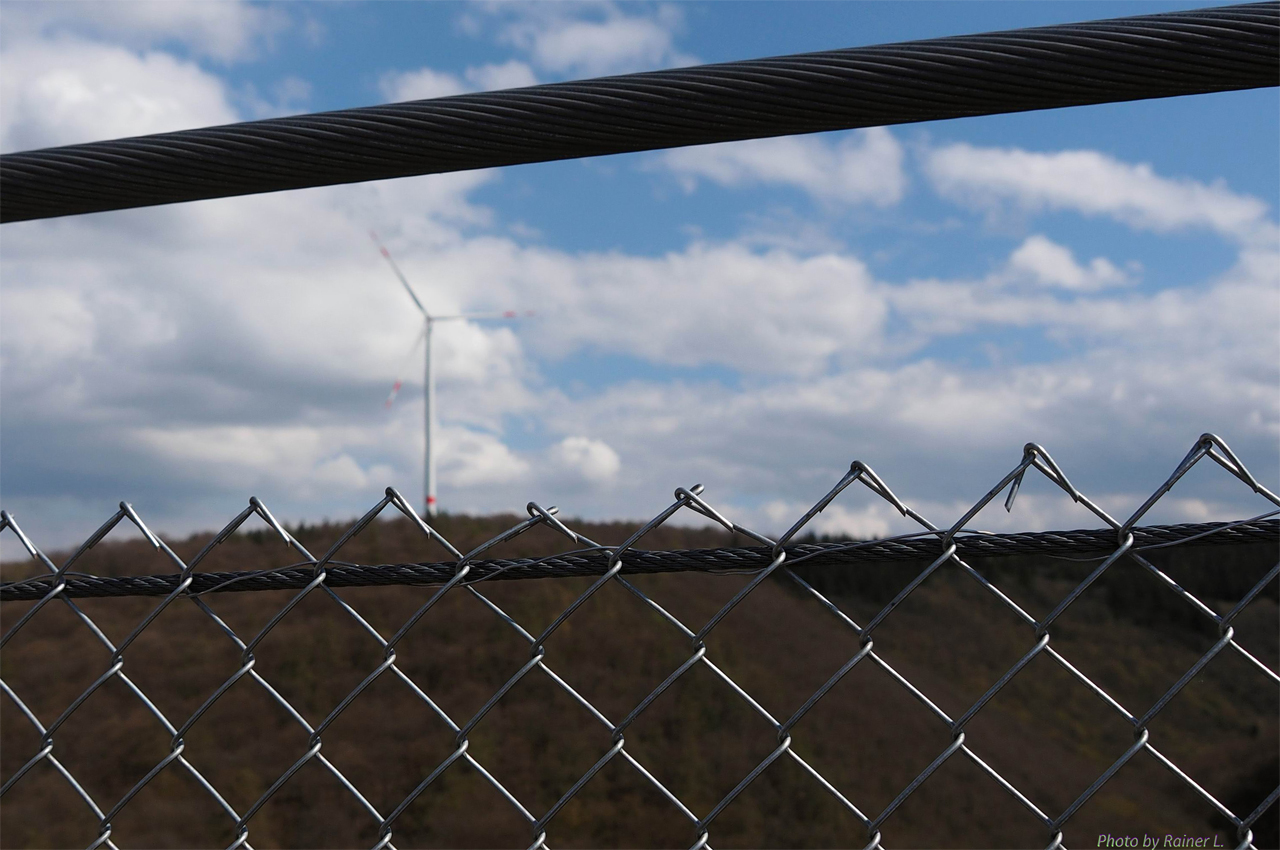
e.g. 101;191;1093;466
1;513;1276;849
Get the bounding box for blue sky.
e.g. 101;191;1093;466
1;1;1277;551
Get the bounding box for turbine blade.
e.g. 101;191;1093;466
383;325;427;410
384;380;402;409
369;230;429;317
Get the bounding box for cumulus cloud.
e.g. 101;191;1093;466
882;234;1275;356
379;67;468;102
1;11;1275;552
549;436;622;485
444;237;889;377
0;38;238;150
535;282;1278;535
0;287;97;368
659;128;906;207
877;234;1142;339
6;178;1275;543
762;499;894;540
1004;235;1134;291
483;2;696;78
1;1;290;63
0;173;524;530
464;60;540;92
436;428;530;488
136;424;381;497
379;60;540;103
922;142;1272;245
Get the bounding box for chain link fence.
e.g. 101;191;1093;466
2;433;1277;849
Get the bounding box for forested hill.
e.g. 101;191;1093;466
2;513;1276;848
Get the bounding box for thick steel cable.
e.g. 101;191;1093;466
3;519;1274;602
2;2;1276;223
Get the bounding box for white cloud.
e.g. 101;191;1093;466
886;234;1275;352
659;128;906;207
0;105;539;537
379;67;469;102
1005;235;1134;291
379;60;539;103
437;428;530;488
271;75;312;109
465;60;539;92
7;172;1275;542
450;238;889;377
762;499;894;540
1;1;289;63
136;425;379;498
922;143;1272;245
550;436;622;485
535;295;1277;533
488;3;696;78
0;19;1274;551
0;37;238;151
872;235;1143;342
0;287;97;369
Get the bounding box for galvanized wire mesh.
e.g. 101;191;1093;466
2;433;1277;849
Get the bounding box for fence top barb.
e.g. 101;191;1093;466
1;2;1276;222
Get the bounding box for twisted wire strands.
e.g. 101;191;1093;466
1;2;1276;222
2;518;1275;601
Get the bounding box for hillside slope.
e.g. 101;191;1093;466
2;514;1276;848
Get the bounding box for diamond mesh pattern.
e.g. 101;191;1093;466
2;433;1276;849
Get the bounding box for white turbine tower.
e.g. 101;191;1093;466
371;231;529;517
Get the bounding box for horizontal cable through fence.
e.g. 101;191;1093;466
4;518;1276;601
2;2;1276;222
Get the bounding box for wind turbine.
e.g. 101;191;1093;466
371;231;530;517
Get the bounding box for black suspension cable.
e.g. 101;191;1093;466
2;519;1274;602
1;2;1275;223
